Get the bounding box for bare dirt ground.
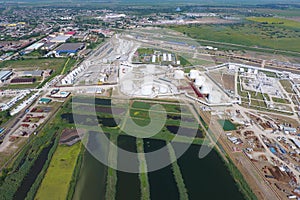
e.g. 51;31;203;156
0;137;27;169
222;74;235;91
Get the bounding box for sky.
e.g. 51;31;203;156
5;0;300;3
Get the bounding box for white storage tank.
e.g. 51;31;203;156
163;53;167;61
141;84;153;96
195;76;206;86
189;70;199;79
152;55;156;63
200;83;212;94
174;70;185;79
159;86;168;94
122;79;134;92
208;91;222;104
228;64;236;70
168;54;172;62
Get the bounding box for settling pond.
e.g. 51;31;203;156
72;135;245;200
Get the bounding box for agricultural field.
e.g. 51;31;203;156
35;143;82;200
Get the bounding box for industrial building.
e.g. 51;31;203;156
10;78;35;84
0;70;13;82
42;42;57;51
20;70;43;77
25;42;44;51
39;98;52;104
50;35;71;43
55;43;84;54
51;91;70;98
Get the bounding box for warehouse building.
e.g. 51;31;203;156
50;35;71;43
10;78;35;84
25;42;44;51
0;70;13;82
55;43;84;54
20;70;43;77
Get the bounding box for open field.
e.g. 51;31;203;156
255;8;300;17
170;22;300;53
279;80;294;94
35;143;82;200
0;82;40;90
0;58;67;70
247;17;300;29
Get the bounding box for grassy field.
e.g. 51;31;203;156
255;8;300;17
0;58;67;70
137;48;154;55
0;110;11;126
280;80;294;93
35;143;82;200
170;22;300;52
0;82;40;90
247;17;300;29
61;58;77;75
0;58;75;89
272;97;288;104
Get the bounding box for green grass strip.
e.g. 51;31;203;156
137;138;150;200
167;144;189;200
105;134;118;200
